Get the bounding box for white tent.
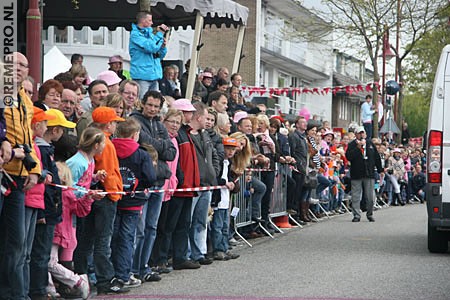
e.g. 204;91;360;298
43;46;71;81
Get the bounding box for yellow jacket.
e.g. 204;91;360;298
3;88;41;176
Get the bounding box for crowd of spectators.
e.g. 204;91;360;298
0;12;427;300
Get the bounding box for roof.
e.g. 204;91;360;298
42;0;249;30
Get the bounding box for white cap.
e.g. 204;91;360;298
356;126;366;133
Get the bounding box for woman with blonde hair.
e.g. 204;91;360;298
104;93;126;118
229;131;252;175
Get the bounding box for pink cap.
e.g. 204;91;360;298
108;55;123;64
96;70;121;86
172;98;196;112
233;111;248;123
202;72;213;79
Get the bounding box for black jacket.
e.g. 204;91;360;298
211;160;240;207
191;130;219;186
35;137;62;225
130;111;176;185
288;130;308;174
346;139;382;179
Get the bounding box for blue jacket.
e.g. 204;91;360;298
129;23;167;81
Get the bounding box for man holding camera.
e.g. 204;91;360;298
0;52;40;299
130;11;169;99
345;126;383;223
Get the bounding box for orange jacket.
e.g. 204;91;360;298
94;132;123;201
3;88;41;177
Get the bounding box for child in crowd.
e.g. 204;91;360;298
73;107;127;295
47;160;103;299
211;137;241;261
111;118;156;287
29;109;77;300
24;107;53;299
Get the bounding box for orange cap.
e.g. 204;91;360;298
32;107;56;124
92;107;125;124
223;137;239;147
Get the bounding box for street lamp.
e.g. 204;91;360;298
381;25;396;106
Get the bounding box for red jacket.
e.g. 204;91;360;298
174;124;200;198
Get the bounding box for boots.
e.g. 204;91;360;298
299;202;311;222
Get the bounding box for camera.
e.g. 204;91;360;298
16;144;37;171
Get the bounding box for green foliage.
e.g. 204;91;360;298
402;5;450;135
402;94;429;137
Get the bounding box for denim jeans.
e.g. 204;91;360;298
0;176;26;300
73;197;117;288
251;177;266;219
211;208;229;253
132;188;163;277
112;209;141;281
136;79;159;99
23;207;38;297
260;171;275;221
155;196;192;266
29;224;56;297
316;174;332;199
363;122;373;140
189;191;211;261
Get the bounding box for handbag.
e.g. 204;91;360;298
304;143;318;189
304;168;318;189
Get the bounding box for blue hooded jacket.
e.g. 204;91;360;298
129;23;168;81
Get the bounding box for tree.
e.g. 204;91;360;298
308;0;448;138
402;7;450;137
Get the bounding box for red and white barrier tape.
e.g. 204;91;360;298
48;178;239;196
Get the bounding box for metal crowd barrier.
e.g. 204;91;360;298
234;164;303;246
232;169;256;247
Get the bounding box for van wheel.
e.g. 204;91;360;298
428;222;448;253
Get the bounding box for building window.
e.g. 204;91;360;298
73;27;88;44
54;27;68;44
108;31;113;46
179;41;190;63
92;28;105;45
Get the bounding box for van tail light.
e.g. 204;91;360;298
428;130;442;183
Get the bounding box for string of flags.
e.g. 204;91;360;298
241;82;380;97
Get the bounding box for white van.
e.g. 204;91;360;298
426;44;450;253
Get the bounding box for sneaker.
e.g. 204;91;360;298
352;217;360;222
144;271;162;282
75;274;90;299
96;278;130;295
229;237;239;246
213;251;230;261
155;263;172;274
225;251;240;259
196;257;213;265
172;260;201;270
123;274;142;288
309;198;320;205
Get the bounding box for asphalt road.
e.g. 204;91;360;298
96;203;450;300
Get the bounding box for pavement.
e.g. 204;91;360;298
93;203;450;300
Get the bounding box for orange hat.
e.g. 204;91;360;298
223;137;239;147
32;107;56;124
92;107;125;124
46;109;76;128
